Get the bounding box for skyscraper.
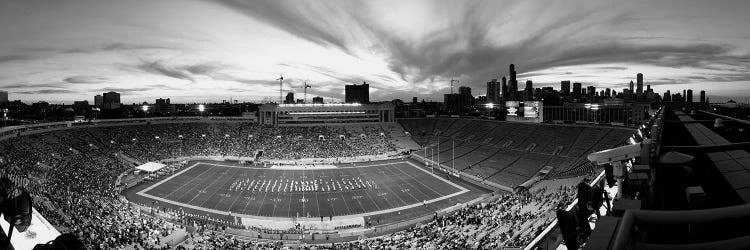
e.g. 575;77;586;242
573;82;582;99
687;89;693;103
683;89;687;102
629;81;635;99
587;86;596;98
501;77;508;101
636;73;644;100
313;96;324;104
345;81;369;104
525;80;533;100
102;91;120;110
486;79;500;104
700;90;706;103
0;90;9;104
509;64;518;100
94;94;103;107
561;81;571;96
459;86;471;96
284;92;295;104
155;98;170;105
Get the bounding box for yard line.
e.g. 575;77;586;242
373;167;409;208
270;169;285;217
356;167;382;212
205;167;244;210
286;169;295;218
160;164;214;200
391;164;444;198
255;171;271;216
383;165;422;204
227;169;253;213
195;167;236;207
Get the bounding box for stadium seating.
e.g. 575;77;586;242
399;118;632;188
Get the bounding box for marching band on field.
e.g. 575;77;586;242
228;176;378;193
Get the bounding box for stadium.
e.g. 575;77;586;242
4;1;750;249
0;103;637;250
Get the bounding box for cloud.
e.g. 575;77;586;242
0;54;33;64
100;87;153;94
63;75;109;84
16;89;78;94
1;82;67;89
217;0;361;54
137;60;195;81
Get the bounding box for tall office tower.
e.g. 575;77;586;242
0;90;7;104
587;86;596;98
509;64;518;99
486;79;500;104
573;82;582;99
102;91;121;110
445;87;473;114
700;90;706;103
94;94;103;107
312;96;324;104
501;77;508;101
605;88;611;98
459;86;471;96
285;92;295;104
412;97;418;104
683;89;686;102
636;73;644;100
665;90;671;102
344;81;369;103
525;80;533;100
155;98;170;105
629;81;635;99
561;81;571;96
687;89;693;103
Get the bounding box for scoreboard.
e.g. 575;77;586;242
506;101;543;123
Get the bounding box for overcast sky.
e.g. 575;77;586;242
1;0;749;104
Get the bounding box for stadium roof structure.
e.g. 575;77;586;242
136;162;166;173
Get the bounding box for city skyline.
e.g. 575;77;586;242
2;0;750;104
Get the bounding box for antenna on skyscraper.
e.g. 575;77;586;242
277;74;284;104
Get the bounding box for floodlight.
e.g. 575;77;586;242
198;104;205;112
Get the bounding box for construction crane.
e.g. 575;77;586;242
277;74;284;104
304;81;311;103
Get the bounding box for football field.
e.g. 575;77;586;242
137;160;468;218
